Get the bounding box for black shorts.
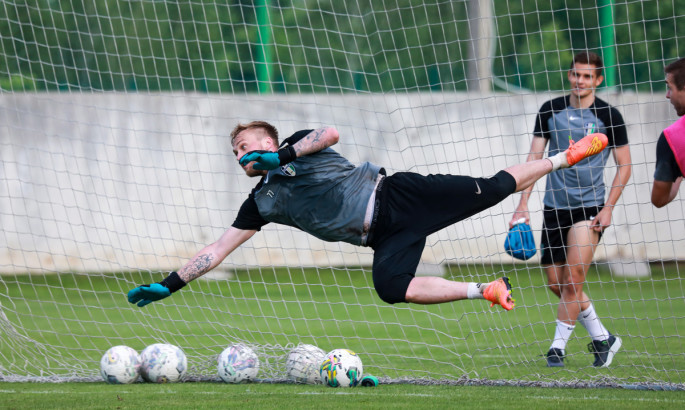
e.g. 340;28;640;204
368;170;517;304
540;205;603;265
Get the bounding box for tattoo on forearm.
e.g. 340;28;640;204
296;127;329;155
311;127;326;144
179;253;214;282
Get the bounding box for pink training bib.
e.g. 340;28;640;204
664;115;685;175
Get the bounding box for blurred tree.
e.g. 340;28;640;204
492;0;685;92
0;0;682;93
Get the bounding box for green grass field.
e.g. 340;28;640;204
0;262;684;407
2;382;685;409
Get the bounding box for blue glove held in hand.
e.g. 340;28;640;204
127;271;187;307
239;145;297;170
504;219;536;261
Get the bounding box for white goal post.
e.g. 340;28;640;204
1;1;684;387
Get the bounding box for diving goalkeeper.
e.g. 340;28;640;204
128;121;608;311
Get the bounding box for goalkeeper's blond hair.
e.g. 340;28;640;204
230;121;279;146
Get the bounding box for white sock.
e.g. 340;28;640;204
550;320;575;352
547;151;569;171
466;282;485;300
577;304;610;341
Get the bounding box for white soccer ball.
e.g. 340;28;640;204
140;343;187;383
217;344;260;383
100;345;141;384
320;349;363;388
285;343;326;384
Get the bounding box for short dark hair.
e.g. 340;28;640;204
230;121;279;145
570;51;604;76
665;57;685;91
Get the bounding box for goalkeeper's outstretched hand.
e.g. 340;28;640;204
127;283;171;307
127;271;187;307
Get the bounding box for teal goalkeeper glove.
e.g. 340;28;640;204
127;272;187;307
239;145;297;170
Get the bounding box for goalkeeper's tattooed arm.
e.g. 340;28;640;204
177;227;257;283
177;253;214;283
127;227;257;306
291;127;339;157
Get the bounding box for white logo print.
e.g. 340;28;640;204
569;115;580;121
475;181;482;195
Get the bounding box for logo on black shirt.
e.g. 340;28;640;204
281;163;296;176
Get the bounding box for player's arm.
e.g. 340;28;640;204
127;227;257;307
652;177;683;208
291;126;340;156
592;145;632;232
509;136;548;228
239;127;340;170
177;227;257;282
651;132;682;208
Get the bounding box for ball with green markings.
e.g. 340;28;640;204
320;349;363;388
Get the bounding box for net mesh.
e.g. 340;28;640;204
0;0;684;387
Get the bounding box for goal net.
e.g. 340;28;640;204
1;0;684;387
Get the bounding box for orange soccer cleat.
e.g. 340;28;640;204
483;277;515;311
565;133;609;166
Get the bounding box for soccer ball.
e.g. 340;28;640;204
140;343;187;383
320;349;363;388
100;345;141;384
217;344;260;383
285;343;326;384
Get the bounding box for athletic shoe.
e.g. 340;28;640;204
588;334;622;368
483;277;515;311
565;133;608;166
546;347;565;367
